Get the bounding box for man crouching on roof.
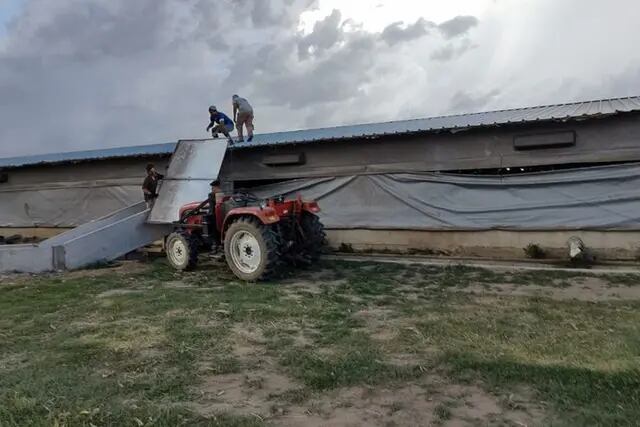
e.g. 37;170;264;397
206;105;234;144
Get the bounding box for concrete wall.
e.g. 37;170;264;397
327;229;640;261
2;226;639;261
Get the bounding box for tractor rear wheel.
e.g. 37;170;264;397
166;232;199;271
300;212;326;263
224;217;282;281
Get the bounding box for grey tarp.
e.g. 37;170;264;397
250;163;640;230
1;163;639;230
0;179;141;227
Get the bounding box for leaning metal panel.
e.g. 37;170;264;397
147;139;228;224
147;180;212;224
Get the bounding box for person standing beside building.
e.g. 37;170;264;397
207;106;235;143
142;163;164;209
232;94;254;142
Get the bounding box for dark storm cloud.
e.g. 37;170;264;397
298;9;343;59
438;15;478;39
245;0;316;27
9;2;173;59
253;31;379;108
1;0;639;159
0;0;316;157
380;18;434;46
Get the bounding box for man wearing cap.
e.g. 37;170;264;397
232;94;254;142
206;106;234;143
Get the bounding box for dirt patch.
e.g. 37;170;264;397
0;261;151;286
66;261;151;279
96;289;145;298
280;385;432;427
162;281;197;289
439;384;546;427
282;278;349;295
354;308;395;328
80;324;166;353
0;275;20;285
194;371;300;417
0;352;28;371
356;308;426;345
387;353;429;367
230;324;268;359
459;276;640;301
370;327;397;342
275;379;546;427
198;370;550;427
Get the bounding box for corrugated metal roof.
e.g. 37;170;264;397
2;95;639;169
0;142;177;169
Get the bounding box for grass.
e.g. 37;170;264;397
433;402;453;425
1;259;640;425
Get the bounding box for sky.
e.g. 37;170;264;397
0;0;639;158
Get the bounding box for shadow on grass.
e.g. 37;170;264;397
445;352;640;426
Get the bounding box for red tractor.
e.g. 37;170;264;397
164;190;326;281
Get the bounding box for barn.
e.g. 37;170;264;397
1;96;640;260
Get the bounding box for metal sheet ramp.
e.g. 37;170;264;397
0;202;172;274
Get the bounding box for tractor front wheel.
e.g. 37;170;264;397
166;232;199;271
224;217;282;281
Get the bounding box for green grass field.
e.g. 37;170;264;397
1;260;639;426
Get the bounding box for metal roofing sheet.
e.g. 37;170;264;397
0;142;177;169
1;95;639;169
235;95;640;149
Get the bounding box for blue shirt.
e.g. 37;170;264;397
210;112;233;127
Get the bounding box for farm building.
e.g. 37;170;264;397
1;96;640;260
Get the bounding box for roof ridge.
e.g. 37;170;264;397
247;94;640;135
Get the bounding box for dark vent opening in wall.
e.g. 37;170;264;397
262;153;306;166
513;130;576;150
443;160;638;176
0;172;8;183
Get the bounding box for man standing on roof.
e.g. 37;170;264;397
142;163;164;209
232;94;254;142
206;106;234;143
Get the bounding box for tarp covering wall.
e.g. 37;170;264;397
250;163;640;230
1;163;639;230
0;179;141;227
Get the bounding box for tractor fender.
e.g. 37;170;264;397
302;201;321;214
222;207;280;236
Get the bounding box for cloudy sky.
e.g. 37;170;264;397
0;0;639;158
